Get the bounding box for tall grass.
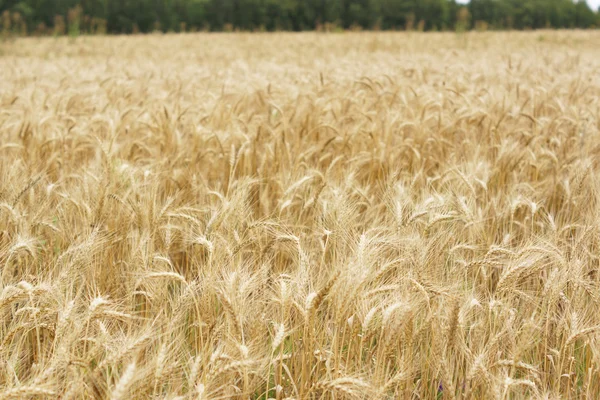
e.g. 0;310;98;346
0;30;599;399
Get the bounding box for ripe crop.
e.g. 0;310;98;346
0;31;599;399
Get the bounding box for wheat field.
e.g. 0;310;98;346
0;31;600;399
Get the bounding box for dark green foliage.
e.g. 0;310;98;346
0;0;598;34
469;0;598;29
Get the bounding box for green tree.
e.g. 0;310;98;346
0;0;599;34
575;0;596;27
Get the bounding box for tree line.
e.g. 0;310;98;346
0;0;598;36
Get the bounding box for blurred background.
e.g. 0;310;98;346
0;0;598;36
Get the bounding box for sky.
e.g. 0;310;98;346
456;0;600;11
586;0;599;9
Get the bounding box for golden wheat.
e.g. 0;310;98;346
0;30;599;399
